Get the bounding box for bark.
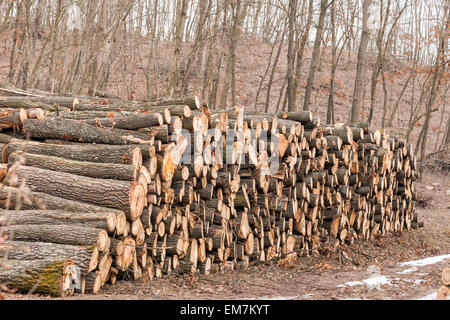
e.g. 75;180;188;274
367;1;390;125
294;0;314;106
0;96;105;110
23;119;153;145
7;139;147;164
0;257;77;297
265;34;285;113
167;0;189;98
0;185;123;214
350;0;372;122
13;166;145;220
50;111;137;121
418;6;449;174
220;0;248;108
85;113;164;129
6;224;107;249
9;152;140;181
287;0;298;112
303;0;328;110
327;1;337;124
0;108;28;129
0;210;117;234
0;241;95;278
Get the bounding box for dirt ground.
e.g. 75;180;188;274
3;168;449;301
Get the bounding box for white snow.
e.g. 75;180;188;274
397;267;418;274
364;275;392;287
399;254;450;268
418;292;437;300
335;254;450;299
337;275;392;288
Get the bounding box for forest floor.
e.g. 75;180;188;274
4;169;449;301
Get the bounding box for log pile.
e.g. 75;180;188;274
0;92;422;297
437;268;450;300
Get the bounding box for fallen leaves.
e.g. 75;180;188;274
315;262;335;272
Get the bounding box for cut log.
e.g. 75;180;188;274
25;108;45;120
7;139;145;164
23;119;152;145
0;108;27;129
13;166;145;220
0;210;117;233
0;185;123;214
442;267;450;286
437;286;449;300
0;241;96;278
0;258;78;297
9;152;140;181
6;224;110;252
85;113;163;129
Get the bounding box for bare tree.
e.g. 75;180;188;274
293;0;313;108
303;0;329;111
168;0;189;98
350;0;372;122
287;0;298;112
219;0;248;108
417;3;449;173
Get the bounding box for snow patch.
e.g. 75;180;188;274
337;275;425;289
397;267;418;274
337;275;392;288
399;254;450;268
418;292;437;300
364;275;391;287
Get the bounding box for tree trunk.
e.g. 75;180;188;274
13;166;145;220
167;0;189;98
303;0;328;111
0;257;77;297
9;152;140;181
23;119;153;145
294;0;314;107
327;1;336;124
287;0;298;112
0;210;117;234
0;240;96;278
0;108;28;130
350;0;372;122
6;224;109;252
0;185;123;214
7;139;146;164
84;113;164;130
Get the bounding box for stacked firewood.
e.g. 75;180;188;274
437;268;450;300
0;92;421;297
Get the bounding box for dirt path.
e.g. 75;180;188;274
71;253;450;300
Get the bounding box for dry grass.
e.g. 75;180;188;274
414;168;450;233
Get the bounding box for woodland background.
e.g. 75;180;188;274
0;0;448;165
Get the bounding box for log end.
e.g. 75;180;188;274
129;182;146;221
132;147;143;169
1;144;9;164
184;105;192;118
96;230;110;252
19;108;28;125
